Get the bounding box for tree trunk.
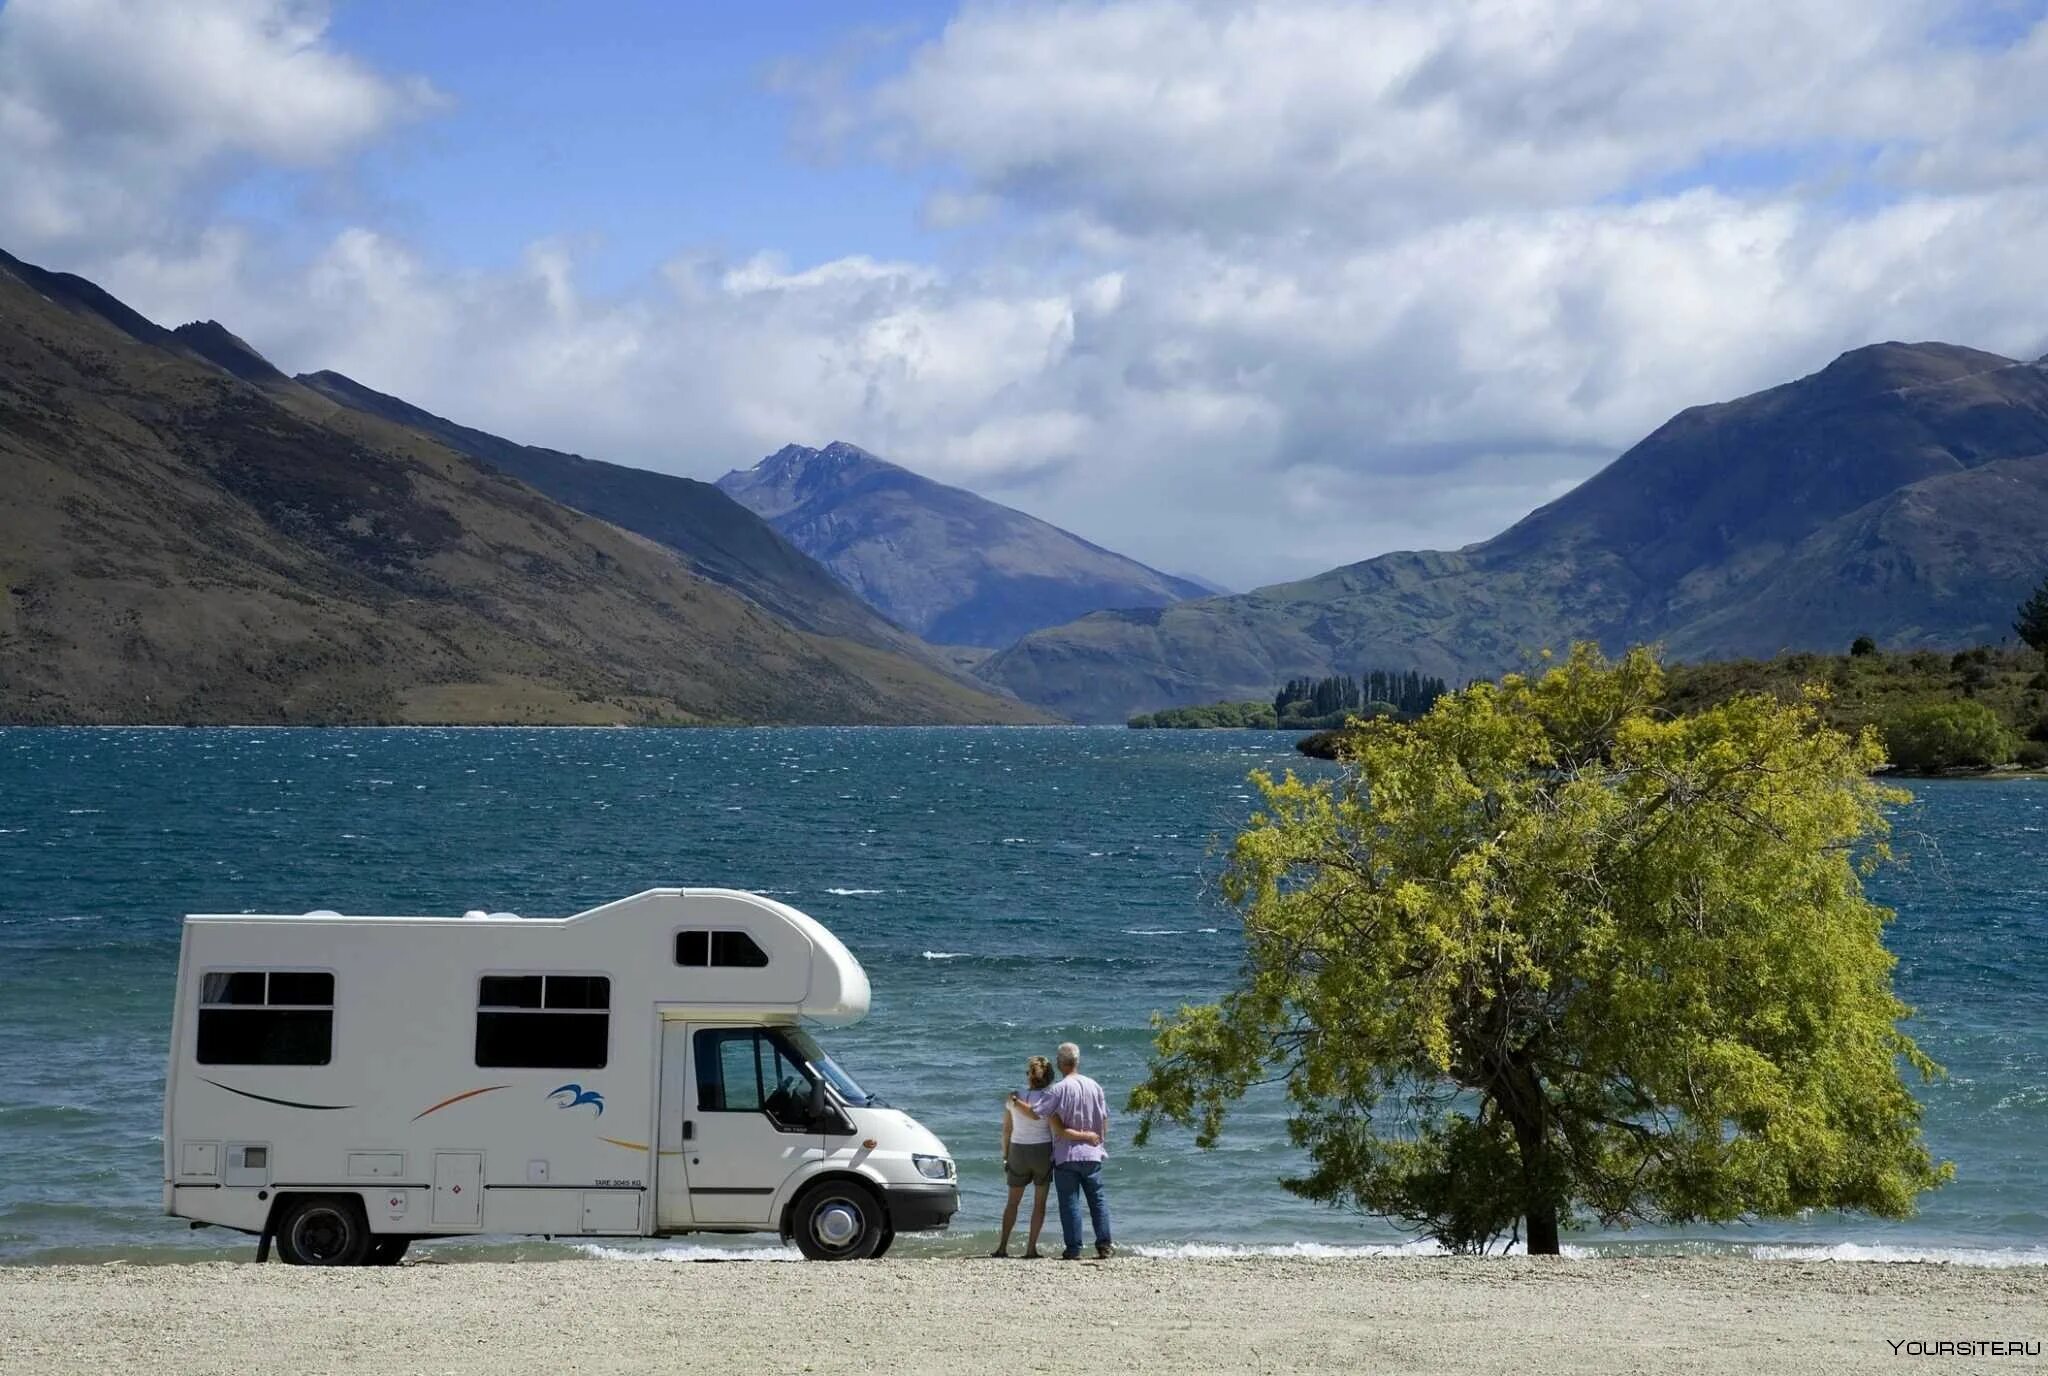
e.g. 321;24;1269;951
1500;1060;1562;1256
1523;1198;1561;1255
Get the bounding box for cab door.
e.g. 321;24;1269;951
668;1024;827;1227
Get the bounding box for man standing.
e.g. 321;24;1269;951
1034;1040;1113;1260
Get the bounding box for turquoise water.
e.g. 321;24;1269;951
1;727;2044;1264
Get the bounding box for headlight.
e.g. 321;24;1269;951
912;1154;955;1181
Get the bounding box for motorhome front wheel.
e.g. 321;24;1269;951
791;1181;884;1261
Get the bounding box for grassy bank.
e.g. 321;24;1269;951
1292;646;2048;767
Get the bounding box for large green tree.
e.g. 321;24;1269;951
1132;645;1949;1254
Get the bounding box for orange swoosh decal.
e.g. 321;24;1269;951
597;1136;649;1152
413;1085;509;1121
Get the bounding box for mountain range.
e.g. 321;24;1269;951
0;247;1044;725
979;342;2048;721
717;442;1210;649
5;243;2041;729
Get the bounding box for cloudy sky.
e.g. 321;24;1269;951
4;0;2047;589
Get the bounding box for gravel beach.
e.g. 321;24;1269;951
3;1256;2043;1375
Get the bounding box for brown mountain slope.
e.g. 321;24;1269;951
0;250;1047;725
291;369;960;674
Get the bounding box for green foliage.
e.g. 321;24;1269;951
1881;700;2018;770
1130;700;1279;729
1133;644;1948;1254
2019;573;2048;662
1661;644;2039;768
2015;741;2048;770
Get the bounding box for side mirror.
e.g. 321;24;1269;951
810;1077;826;1119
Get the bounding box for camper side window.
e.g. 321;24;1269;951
475;974;609;1069
674;930;769;968
196;970;334;1065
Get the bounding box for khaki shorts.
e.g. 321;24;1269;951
1005;1140;1054;1188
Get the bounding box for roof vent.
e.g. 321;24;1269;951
462;909;490;920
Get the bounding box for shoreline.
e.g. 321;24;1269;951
3;1255;2043;1375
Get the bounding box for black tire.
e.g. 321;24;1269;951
790;1181;885;1261
872;1225;896;1259
367;1236;410;1266
274;1196;371;1267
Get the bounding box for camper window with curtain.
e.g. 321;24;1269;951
195;970;335;1065
474;974;610;1068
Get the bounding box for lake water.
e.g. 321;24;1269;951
2;727;2044;1264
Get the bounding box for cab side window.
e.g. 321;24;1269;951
694;1028;815;1130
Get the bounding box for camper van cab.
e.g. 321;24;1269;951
163;889;957;1263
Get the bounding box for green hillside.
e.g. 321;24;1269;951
981;343;2048;722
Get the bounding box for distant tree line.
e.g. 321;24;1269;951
1274;669;1449;721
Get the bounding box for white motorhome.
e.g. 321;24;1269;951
163;889;958;1264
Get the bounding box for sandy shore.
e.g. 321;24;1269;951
2;1257;2044;1375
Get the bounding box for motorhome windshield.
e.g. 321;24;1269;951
784;1027;872;1105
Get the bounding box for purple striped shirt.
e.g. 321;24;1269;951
1033;1073;1108;1165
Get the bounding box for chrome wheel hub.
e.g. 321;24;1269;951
814;1200;861;1248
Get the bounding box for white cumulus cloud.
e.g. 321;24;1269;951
0;0;437;254
9;0;2048;590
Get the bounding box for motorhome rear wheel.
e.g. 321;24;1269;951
275;1197;370;1266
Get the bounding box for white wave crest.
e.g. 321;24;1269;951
1131;1240;1448;1260
824;887;884;895
1132;1240;2048;1267
922;951;965;960
575;1242;799;1263
1747;1243;2048;1267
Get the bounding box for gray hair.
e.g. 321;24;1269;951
1056;1041;1080;1071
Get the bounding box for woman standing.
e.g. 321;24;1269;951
991;1055;1055;1257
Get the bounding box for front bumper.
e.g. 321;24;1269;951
883;1183;959;1233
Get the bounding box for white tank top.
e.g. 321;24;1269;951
1009;1091;1053;1145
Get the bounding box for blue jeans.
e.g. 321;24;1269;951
1053;1161;1111;1256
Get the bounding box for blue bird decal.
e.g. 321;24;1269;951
547;1083;605;1116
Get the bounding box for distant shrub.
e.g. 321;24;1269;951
1130;700;1279;729
1849;635;1877;657
2016;742;2048;770
2030;713;2048;744
1882;700;2018;771
1905;650;1947;675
